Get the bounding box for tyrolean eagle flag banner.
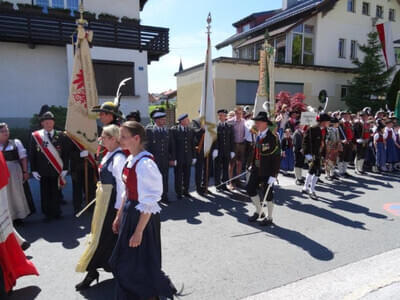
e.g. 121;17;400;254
376;22;396;69
199;13;217;157
65;23;99;159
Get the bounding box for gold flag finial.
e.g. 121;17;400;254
77;0;87;25
206;13;211;34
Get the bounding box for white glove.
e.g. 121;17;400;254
32;171;41;181
305;154;312;161
80;150;89;158
268;177;276;185
230;152;235;159
61;170;68;178
212;150;218;160
192;158;197;165
173;160;177;166
356;139;364;144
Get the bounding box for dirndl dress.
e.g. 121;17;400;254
386;130;399;163
109;154;176;300
280;137;294;171
375;134;386;169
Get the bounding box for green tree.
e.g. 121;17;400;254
30;105;67;131
387;69;400;111
345;31;394;112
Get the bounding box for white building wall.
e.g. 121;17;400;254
8;0;140;19
66;45;149;123
0;42;69;127
315;0;400;68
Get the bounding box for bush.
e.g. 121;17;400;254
9;127;32;149
30;105;67;131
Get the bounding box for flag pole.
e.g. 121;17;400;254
204;14;211;193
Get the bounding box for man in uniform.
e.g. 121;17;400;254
353;111;370;174
246;112;280;226
301;113;331;200
30;109;68;220
146;108;175;203
170;114;196;199
212;109;235;191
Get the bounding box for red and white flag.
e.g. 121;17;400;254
376;22;396;69
0;152;38;292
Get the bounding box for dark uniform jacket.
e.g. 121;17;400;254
213;122;235;158
252;130;281;178
145;125;175;169
170;125;196;164
302;125;322;157
293;130;303;153
30;130;68;177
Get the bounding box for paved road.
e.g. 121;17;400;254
8;168;400;299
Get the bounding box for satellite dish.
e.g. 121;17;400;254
318;90;328;103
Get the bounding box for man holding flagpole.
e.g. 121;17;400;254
199;13;217;192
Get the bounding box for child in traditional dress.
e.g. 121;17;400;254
374;125;387;172
280;128;294;175
395;123;400;171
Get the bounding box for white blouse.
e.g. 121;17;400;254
125;151;162;214
0;139;27;159
100;147;126;210
383;127;397;142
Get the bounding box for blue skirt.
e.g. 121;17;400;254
375;143;386;168
109;200;176;300
280;149;294;171
386;138;399;163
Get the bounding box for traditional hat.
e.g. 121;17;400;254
177;113;188;122
150;108;166;120
92;101;121;117
330;117;339;123
39;111;55;122
317;112;330;123
252;111;273;125
126;110;142;122
217;109;228;114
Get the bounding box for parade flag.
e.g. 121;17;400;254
376;22;396;69
254;31;275;117
0;152;38;293
395;91;400;120
199;13;217;157
65;25;99;155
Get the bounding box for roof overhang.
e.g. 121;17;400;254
140;0;148;11
216;0;339;50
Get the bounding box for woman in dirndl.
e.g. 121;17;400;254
110;121;177;300
0;123;33;223
75;124;126;290
374;125;387;172
280;128;294;175
384;119;400;171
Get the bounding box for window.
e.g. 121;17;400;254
350;40;357;60
36;0;49;10
254;42;263;61
67;0;79;11
341;86;350;100
275;36;286;63
291;24;314;65
347;0;355;13
376;5;383;18
303;36;314;65
52;0;64;8
236;80;258;105
362;2;370;16
93;60;135;96
275;82;304;96
338;39;346;58
242;24;251;32
389;9;396;21
395;48;400;65
292;33;303;64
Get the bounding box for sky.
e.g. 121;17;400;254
141;0;282;93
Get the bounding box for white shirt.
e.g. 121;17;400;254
45;129;55;139
383;127;396;142
244;119;255;142
257;128;269;140
125;151;162;214
0;139;27;159
100;147;126;210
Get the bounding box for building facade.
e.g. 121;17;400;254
0;0;168;127
176;0;400;119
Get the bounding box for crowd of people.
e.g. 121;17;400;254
1;100;400;298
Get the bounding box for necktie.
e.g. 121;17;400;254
47;132;52;141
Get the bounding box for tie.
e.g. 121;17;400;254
47;132;52;141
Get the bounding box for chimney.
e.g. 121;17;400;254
282;0;304;10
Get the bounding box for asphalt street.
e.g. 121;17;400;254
8;167;400;300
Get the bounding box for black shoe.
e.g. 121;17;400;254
176;194;183;200
343;172;352;178
309;192;318;200
332;175;340;180
317;178;324;184
248;213;260;222
161;197;171;204
259;218;273;226
301;189;309;194
183;192;192;198
295;180;303;186
75;270;99;291
325;176;333;181
21;241;31;251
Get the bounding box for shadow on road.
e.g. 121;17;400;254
9;286;41;300
78;278;115;300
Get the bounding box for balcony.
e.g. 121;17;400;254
0;10;169;62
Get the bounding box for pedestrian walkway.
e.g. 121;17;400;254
245;247;400;300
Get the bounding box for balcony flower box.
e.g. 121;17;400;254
17;3;43;15
121;16;140;26
0;1;14;12
98;13;119;23
48;8;72;18
72;10;96;21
